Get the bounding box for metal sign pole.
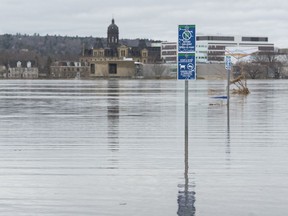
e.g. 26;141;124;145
178;24;196;145
177;24;196;215
227;69;230;107
227;68;230;135
225;55;231;108
185;79;189;144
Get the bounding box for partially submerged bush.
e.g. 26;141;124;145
230;74;250;95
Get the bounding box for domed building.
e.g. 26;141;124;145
80;18;161;78
107;18;119;49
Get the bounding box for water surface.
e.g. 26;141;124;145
0;79;287;216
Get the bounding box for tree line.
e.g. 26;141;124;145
0;33;96;75
0;33;156;75
234;50;288;79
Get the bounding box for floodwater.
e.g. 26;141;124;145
0;79;287;216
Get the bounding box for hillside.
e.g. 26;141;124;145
0;33;159;74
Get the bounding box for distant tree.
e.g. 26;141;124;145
34;55;39;67
283;53;288;63
242;62;265;79
44;56;53;77
251;51;282;79
152;63;166;79
1;34;13;49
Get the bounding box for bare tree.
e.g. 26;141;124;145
152;63;166;79
251;51;282;79
283;53;288;63
242;62;265;79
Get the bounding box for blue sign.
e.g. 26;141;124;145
178;25;196;53
225;55;232;70
178;53;196;80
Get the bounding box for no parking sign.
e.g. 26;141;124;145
178;25;196;53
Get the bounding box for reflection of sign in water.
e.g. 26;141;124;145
178;53;196;80
177;132;196;216
178;25;196;53
177;190;196;216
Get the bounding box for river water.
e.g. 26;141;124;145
0;79;287;216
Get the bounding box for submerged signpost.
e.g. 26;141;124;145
225;55;232;107
225;55;232;134
177;24;196;143
177;24;196;215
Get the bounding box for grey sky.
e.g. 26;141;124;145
0;0;287;47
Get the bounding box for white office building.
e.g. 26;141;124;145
196;35;274;63
161;35;274;64
161;42;177;63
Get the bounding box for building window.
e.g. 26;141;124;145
109;64;117;74
121;50;126;57
197;36;234;41
90;64;95;74
162;51;177;55
242;37;268;42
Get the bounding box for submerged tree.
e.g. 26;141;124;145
231;62;250;95
243;62;265;79
251;51;282;79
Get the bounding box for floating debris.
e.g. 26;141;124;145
230;74;250;95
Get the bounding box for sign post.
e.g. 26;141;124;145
225;55;232;107
225;55;232;134
177;24;196;143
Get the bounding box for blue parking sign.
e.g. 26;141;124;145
178;53;196;80
178;25;196;53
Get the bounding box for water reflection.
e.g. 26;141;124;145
107;80;120;152
177;138;196;215
2;80;288;215
226;102;231;158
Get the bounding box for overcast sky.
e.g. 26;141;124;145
0;0;287;48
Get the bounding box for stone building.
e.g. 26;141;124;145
4;60;38;79
80;18;161;78
50;61;90;79
0;65;6;78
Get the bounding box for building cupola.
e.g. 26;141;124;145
107;18;119;48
